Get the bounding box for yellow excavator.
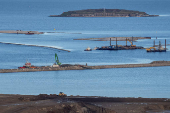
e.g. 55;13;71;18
127;39;136;47
146;40;167;52
58;92;67;97
146;47;156;52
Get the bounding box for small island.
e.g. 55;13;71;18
49;9;159;17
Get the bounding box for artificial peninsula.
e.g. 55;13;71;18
49;9;159;17
1;61;170;73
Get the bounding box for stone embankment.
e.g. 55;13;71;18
0;30;44;34
74;37;151;41
0;61;170;73
0;42;70;52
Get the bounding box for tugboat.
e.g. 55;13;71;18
18;60;36;69
94;47;99;50
24;61;32;68
84;47;92;51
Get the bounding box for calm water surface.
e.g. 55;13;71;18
0;0;170;97
1;67;170;98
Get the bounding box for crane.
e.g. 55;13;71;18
55;53;61;65
127;39;136;47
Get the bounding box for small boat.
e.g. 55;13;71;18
94;47;99;50
84;47;92;51
18;60;37;69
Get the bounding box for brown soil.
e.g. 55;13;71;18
0;94;170;113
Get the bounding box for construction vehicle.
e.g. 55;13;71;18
146;40;166;52
58;92;67;97
55;53;61;65
127;39;136;47
146;47;156;52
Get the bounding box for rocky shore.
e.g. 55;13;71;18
0;94;170;113
0;61;170;73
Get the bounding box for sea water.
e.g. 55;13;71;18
0;0;170;98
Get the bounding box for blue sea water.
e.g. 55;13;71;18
0;0;170;98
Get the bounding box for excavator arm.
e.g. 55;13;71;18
146;47;156;51
55;53;61;65
127;39;136;47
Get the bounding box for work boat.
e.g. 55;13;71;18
18;60;36;69
84;47;92;51
24;61;31;67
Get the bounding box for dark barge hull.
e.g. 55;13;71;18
147;50;166;52
97;46;144;50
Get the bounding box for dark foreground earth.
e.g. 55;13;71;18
0;94;170;113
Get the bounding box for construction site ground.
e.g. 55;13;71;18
0;94;170;113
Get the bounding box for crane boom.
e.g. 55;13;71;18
127;39;136;47
55;53;61;65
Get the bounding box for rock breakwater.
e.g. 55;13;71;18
0;61;170;73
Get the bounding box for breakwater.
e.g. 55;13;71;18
74;37;151;41
0;30;44;34
0;61;170;73
0;42;70;52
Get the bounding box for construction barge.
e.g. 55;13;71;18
146;39;167;52
1;61;170;73
95;45;143;50
94;37;144;50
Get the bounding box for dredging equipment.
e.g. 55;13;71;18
95;37;143;50
146;39;166;52
52;53;61;67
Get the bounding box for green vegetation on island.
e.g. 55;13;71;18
49;9;159;17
